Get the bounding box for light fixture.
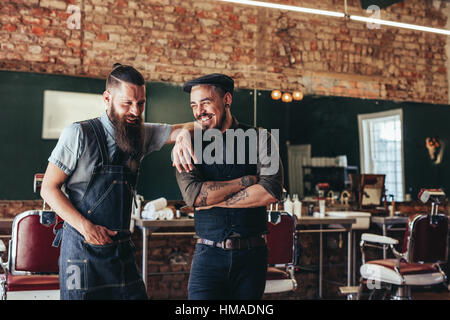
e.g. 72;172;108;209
349;15;450;36
292;91;304;101
271;89;282;100
271;89;303;102
217;0;345;18
281;92;293;103
216;0;450;36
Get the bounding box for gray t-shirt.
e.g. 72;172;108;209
49;111;172;176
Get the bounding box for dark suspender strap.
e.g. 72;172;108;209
89;118;109;166
112;146;127;165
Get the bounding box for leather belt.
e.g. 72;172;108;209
196;235;266;250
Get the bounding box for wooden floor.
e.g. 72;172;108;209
412;289;450;300
338;284;450;300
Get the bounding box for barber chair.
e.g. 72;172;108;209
358;189;448;300
264;211;298;294
0;210;61;300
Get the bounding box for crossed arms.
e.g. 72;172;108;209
176;166;283;210
175;132;284;210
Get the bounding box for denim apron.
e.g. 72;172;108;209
57;118;147;300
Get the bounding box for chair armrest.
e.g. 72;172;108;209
391;246;407;262
0;240;5;254
361;233;398;245
0;239;7;274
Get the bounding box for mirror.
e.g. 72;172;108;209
350;174;386;208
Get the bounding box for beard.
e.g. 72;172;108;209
198;108;227;131
109;104;144;173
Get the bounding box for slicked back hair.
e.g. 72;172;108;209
106;63;145;91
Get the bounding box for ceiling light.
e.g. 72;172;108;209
349;15;450;35
271;89;282;100
292;91;304;101
281;92;293;103
217;0;345;18
216;0;450;36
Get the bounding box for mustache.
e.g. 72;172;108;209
125;115;141;124
196;113;214;120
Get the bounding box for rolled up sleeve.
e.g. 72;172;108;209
143;123;172;155
257;128;284;201
175;166;205;207
48;123;83;176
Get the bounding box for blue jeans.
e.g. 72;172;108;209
188;243;268;300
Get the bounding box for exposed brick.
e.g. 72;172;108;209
40;36;65;48
40;0;67;10
31;26;45;36
66;39;80;47
3;24;17;32
28;45;42;54
92;41;117;51
96;33;108;41
0;0;447;106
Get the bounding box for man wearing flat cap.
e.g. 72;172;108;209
175;73;284;300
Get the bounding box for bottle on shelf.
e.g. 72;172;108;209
284;194;294;215
292;194;302;219
318;190;326;217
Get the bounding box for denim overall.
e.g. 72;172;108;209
188;122;268;300
56;118;147;300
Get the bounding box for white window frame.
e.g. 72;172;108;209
357;108;405;201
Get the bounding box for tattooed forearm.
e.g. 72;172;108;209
198;184;208;207
195;177;255;207
240;175;256;188
207;181;231;191
224;189;249;206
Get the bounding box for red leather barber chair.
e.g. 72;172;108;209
0;210;61;300
359;189;448;300
264;211;298;294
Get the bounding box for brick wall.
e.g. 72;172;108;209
1;0;449;104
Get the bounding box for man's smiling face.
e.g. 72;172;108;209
190;85;228;131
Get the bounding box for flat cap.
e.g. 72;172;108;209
183;73;234;94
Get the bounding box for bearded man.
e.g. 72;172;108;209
41;64;194;300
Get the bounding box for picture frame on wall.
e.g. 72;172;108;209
42;90;105;139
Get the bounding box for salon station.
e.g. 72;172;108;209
0;0;449;301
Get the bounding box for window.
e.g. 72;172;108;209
358;109;405;201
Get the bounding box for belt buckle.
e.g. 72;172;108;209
221;239;232;250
